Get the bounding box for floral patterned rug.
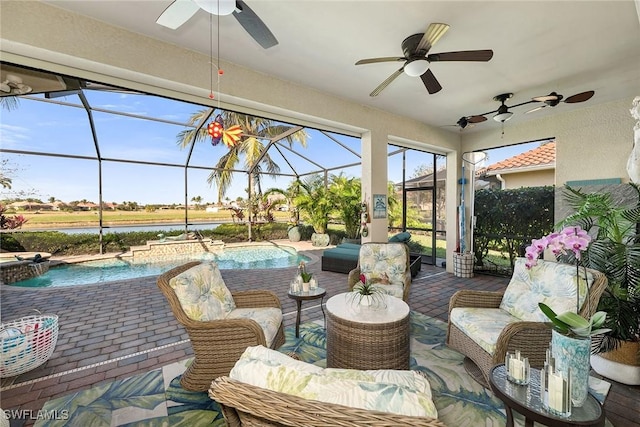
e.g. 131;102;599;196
35;312;611;426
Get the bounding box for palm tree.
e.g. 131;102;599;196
294;175;333;234
177;110;308;203
329;174;361;239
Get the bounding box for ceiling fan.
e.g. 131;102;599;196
355;23;493;97
0;74;32;96
156;0;278;49
456;90;596;129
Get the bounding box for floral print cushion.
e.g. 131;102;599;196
499;258;593;322
169;262;236;321
230;345;438;419
225;308;283;348
371;283;404;299
359;243;408;286
449;307;521;355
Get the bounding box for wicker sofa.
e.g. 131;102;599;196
208;345;446;427
157;261;285;391
209;376;446;427
446;258;607;387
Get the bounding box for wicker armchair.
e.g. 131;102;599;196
209;376;447;427
157;261;285;391
446;259;608;387
347;242;412;302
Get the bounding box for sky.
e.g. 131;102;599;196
0;88;538;205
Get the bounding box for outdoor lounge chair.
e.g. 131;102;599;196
157;261;285;391
446;258;607;387
208;345;446;427
347;242;412;302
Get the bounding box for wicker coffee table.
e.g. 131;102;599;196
325;293;410;370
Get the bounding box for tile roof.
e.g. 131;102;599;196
486;141;555;172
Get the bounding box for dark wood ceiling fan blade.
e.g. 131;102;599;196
564;90;595;103
355;57;405;66
233;0;278;49
428;50;494;62
416;23;450;53
420;69;442;94
369;68;404;97
468;115;487;123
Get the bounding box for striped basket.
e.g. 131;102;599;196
0;312;59;378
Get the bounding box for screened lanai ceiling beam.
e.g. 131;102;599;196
274;141;325;171
22;95;198;128
319;130;361;158
273;145;300;178
247;125;303;175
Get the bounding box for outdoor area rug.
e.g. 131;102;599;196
35;311;611;427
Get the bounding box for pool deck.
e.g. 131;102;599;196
0;240;637;427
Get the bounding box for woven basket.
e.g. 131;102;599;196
0;312;59;378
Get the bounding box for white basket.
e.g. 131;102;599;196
453;252;474;278
0;312;59;378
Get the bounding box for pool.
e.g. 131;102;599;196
8;245;309;288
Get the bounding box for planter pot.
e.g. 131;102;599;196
590;340;640;385
287;226;301;242
302;282;310;292
311;233;330;247
551;329;591;407
359;295;373;306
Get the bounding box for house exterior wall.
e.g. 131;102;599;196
495;169;555;189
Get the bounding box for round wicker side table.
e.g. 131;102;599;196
325;293;410;370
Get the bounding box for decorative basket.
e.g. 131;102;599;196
0;312;59;378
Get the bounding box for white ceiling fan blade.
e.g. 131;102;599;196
156;0;200;30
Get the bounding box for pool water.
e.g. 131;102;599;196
10;245;309;288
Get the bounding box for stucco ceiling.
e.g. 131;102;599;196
40;0;640;133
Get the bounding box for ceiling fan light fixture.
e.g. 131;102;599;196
194;0;235;16
493;110;513;122
404;59;430;77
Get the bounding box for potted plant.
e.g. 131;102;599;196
525;225;611;406
294;175;333;246
348;274;385;307
559;183;640;385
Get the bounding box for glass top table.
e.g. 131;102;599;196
489;364;605;427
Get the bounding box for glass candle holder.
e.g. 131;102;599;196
541;362;572;417
505;350;530;385
309;277;318;290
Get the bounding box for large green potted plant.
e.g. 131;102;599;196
559;183;640;385
329;174;362;242
293;175;333;246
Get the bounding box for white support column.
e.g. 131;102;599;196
445;152;461;273
361;130;388;242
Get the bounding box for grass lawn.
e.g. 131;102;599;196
16;209;290;228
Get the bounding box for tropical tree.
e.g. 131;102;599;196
329;174;361;239
191;195;203;209
176;110;308;203
294;174;333;234
264;179;303;224
0;97;19;111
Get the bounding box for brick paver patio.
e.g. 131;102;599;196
0;241;636;426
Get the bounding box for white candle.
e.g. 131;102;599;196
510;358;525;381
548;372;565;412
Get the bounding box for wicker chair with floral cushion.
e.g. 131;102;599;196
157;261;285;391
209;345;446;427
446;257;607;387
347;242;412;302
